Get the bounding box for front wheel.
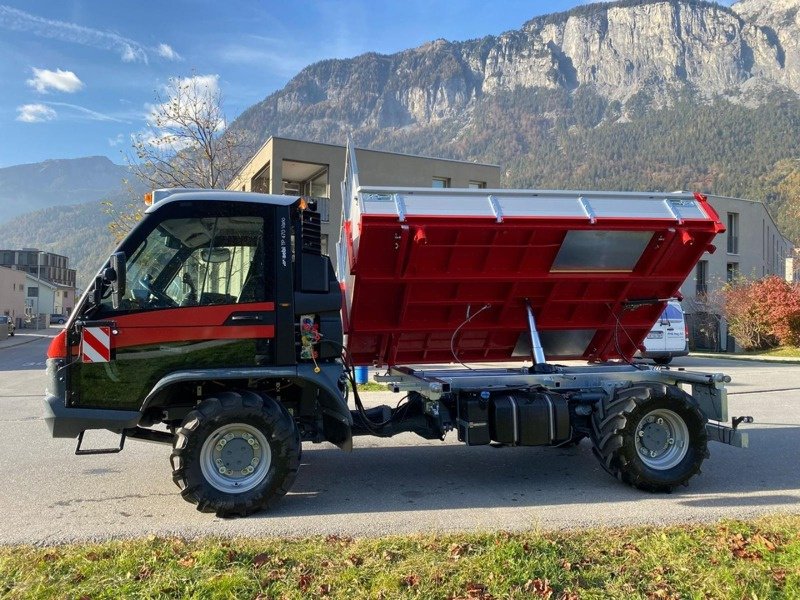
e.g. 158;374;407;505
591;383;708;492
171;390;300;517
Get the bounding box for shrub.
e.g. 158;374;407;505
722;276;800;350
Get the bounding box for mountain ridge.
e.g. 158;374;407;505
4;0;800;288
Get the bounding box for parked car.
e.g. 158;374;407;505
50;314;67;325
0;315;14;336
639;300;689;365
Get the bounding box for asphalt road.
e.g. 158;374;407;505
1;334;799;544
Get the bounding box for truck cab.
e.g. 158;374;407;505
43;189;349;515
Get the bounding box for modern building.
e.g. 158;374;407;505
0;248;77;321
0;248;76;288
0;265;27;329
681;195;793;350
228;137;501;255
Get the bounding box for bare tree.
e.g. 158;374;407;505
127;74;248;189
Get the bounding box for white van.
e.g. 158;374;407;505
640;300;689;365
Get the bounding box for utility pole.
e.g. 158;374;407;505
35;251;44;330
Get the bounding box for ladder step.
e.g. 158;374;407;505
75;430;126;455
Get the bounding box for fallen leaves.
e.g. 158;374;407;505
727;532;774;561
251;553;270;569
449;542;472;560
524;578;554;598
177;555;195;568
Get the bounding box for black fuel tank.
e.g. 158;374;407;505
489;391;570;446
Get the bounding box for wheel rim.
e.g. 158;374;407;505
199;423;272;493
634;409;689;470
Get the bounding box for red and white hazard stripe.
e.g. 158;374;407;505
81;326;112;363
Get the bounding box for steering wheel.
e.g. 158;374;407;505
139;275;178;308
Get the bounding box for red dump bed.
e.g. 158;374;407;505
337;153;724;367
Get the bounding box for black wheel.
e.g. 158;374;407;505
171;390;300;517
653;357;672;365
591;383;708;492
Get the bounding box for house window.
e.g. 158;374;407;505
28;287;38;297
726;262;739;282
696;260;708;296
727;213;739;254
468;181;486;189
432;177;450;188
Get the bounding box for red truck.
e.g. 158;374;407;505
43;144;749;516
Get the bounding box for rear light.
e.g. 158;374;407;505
685;323;689;338
47;330;67;359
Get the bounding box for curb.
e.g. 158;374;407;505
690;352;800;365
0;331;56;351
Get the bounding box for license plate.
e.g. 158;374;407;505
647;331;664;339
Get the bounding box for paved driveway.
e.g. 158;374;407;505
1;338;798;544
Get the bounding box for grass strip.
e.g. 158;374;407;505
1;515;798;599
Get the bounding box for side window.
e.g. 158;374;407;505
169;238;264;306
108;215;266;312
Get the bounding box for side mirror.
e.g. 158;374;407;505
108;252;126;310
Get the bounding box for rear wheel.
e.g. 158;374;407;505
171;390;300;517
591;383;708;492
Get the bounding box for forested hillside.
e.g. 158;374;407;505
228;0;800;242
5;0;800;290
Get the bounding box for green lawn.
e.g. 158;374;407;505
2;515;798;599
747;346;800;358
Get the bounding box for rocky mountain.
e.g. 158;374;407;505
0;156;131;222
228;0;800;241
232;0;800;144
5;0;800;289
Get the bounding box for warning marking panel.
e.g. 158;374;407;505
81;326;112;363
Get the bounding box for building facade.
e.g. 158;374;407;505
228;137;501;255
0;248;76;287
681;195;793;350
25;273;57;327
0;265;27;329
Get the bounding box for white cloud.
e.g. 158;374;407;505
26;67;84;93
0;4;148;63
108;133;125;146
16;103;56;122
157;43;181;61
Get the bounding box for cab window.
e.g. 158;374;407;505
104;215;265;312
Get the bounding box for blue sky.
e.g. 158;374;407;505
0;0;733;169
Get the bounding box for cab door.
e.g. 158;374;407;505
68;202;276;411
